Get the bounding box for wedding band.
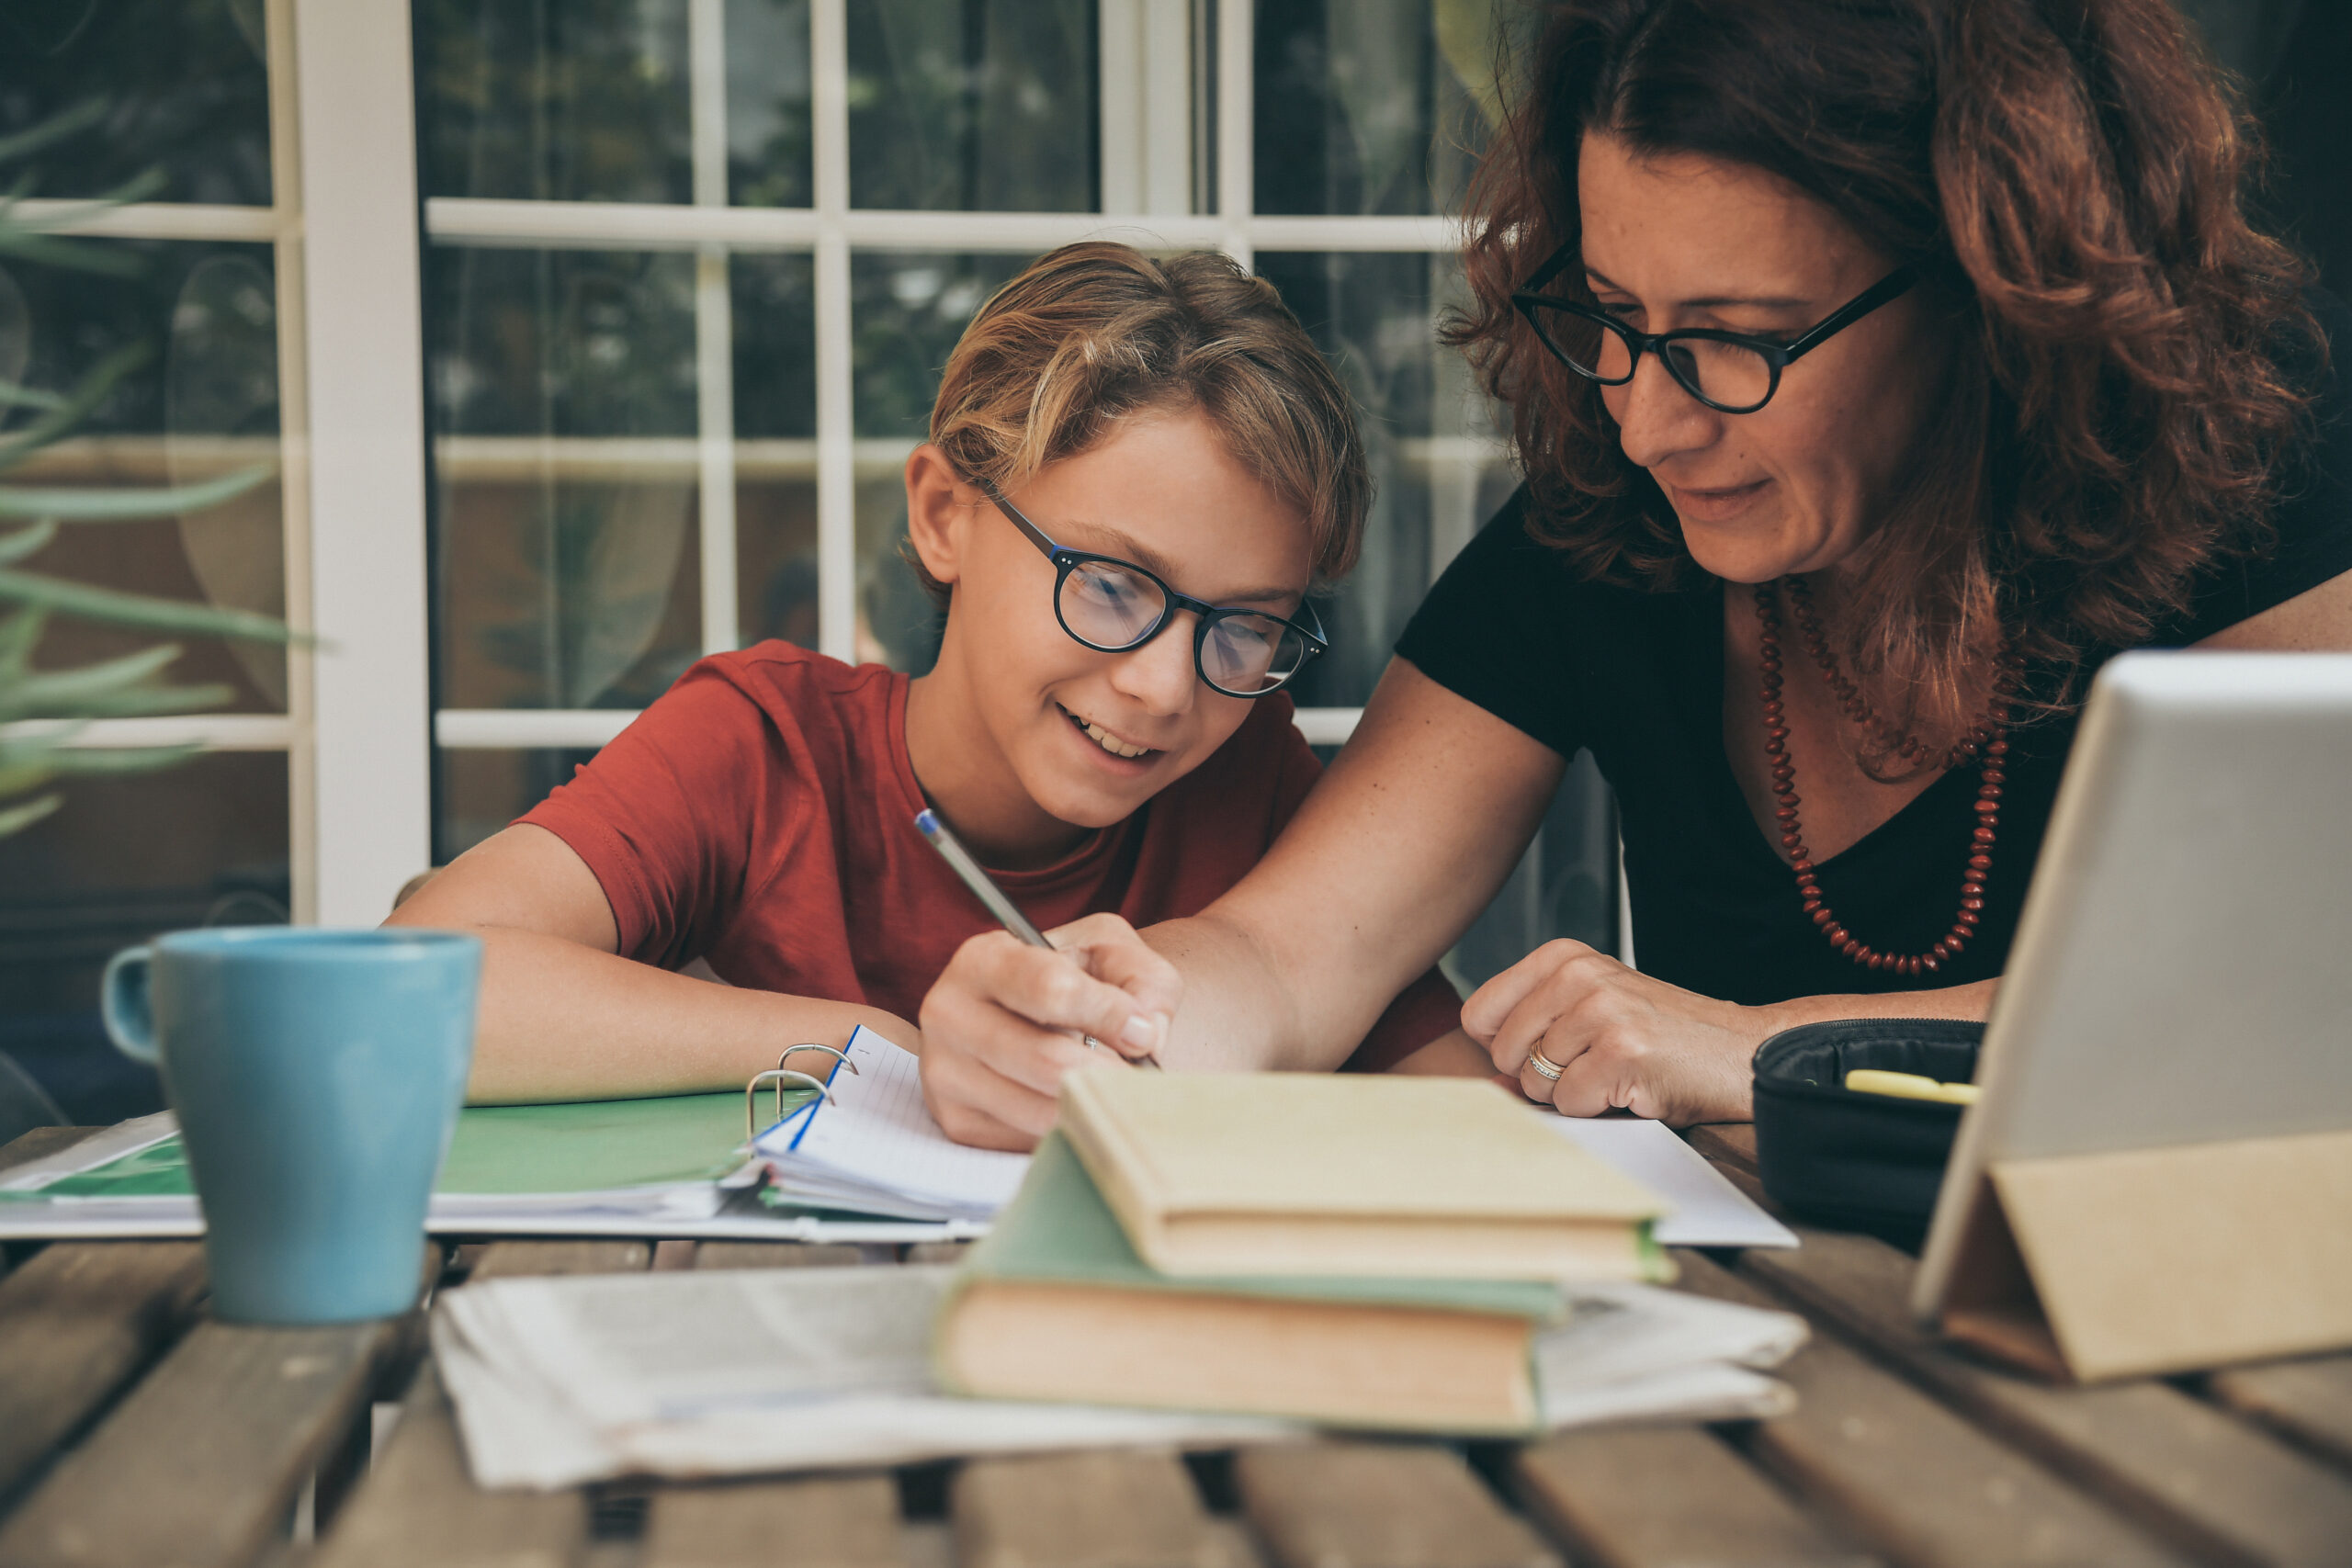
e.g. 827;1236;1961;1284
1526;1046;1566;1082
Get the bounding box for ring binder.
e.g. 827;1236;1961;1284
745;1045;860;1141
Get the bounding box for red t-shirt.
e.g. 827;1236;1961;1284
520;643;1459;1067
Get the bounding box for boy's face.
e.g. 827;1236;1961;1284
919;406;1316;840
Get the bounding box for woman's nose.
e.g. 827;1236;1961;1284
1107;614;1201;716
1606;351;1721;471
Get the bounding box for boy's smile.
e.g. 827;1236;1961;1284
903;405;1315;871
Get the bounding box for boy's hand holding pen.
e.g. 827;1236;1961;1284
916;809;1169;1070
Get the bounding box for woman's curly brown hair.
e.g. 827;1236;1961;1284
1449;0;2321;747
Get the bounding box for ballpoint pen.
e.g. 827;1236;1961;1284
913;807;1163;1068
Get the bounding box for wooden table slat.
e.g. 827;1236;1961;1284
1236;1442;1556;1568
1740;1228;2352;1568
310;1359;586;1568
0;1241;209;1505
642;1474;900;1568
953;1449;1230;1568
1684;1122;1761;1176
0;1314;399;1568
2207;1358;2352;1474
1514;1427;1878;1568
692;1242;865;1270
1672;1251;2196;1568
464;1240;651;1280
904;1242;972;1267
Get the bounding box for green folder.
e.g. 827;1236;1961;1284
28;1092;760;1201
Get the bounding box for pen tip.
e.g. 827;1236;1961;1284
914;809;939;835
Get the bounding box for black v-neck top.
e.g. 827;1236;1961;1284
1396;289;2352;1006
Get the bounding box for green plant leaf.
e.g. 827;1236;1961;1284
0;343;151;473
0;98;108;167
0;738;200;779
0;382;70;413
0;227;147;278
0;521;56;567
0;643;191;720
0;793;61;837
0;607;43;675
0;567;298;643
0;464;276;522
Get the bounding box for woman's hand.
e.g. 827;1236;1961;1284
917;912;1181;1151
1463;940;1768;1124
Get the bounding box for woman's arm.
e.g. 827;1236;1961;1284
388;825;916;1102
1466;565;2352;1122
917;660;1566;1145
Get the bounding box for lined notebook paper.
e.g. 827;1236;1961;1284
752;1026;1031;1222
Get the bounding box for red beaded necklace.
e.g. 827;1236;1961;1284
1753;578;2012;977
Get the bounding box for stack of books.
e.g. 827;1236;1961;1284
933;1071;1798;1434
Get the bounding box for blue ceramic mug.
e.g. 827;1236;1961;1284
101;928;481;1324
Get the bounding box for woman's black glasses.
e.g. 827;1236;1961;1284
1511;244;1918;414
982;483;1328;698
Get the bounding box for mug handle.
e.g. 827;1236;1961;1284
101;946;160;1065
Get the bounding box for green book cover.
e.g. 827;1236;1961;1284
955;1130;1572;1321
16;1092;752;1201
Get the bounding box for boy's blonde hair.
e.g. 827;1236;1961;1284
919;243;1370;606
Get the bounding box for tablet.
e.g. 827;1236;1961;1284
1915;650;2352;1320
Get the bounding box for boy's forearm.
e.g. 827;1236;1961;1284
447;925;913;1102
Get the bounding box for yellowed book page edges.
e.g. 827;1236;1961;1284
1991;1126;2352;1383
940;1279;1539;1434
1058;1069;1666;1222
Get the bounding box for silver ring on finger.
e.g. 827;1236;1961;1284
1526;1045;1566;1082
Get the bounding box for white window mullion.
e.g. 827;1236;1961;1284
690;0;739;655
295;0;434;923
1216;0;1253;269
266;0;317;923
811;0;856;664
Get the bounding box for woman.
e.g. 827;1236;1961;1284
916;0;2352;1148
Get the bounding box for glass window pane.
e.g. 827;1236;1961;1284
727;0;815;208
850;251;1023;671
0;0;272;206
847;1;1098;211
436;747;600;863
0;751;289;1122
731;250;818;652
1253;250;1515;708
1252;0;1496;217
428;246;702;710
4;240;286;713
415;0;692;204
730;252;817;438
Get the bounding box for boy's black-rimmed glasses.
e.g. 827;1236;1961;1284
981;482;1329;698
1510;244;1919;414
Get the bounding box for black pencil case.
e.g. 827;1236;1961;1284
1750;1017;1984;1250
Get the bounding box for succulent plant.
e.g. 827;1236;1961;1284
0;101;291;837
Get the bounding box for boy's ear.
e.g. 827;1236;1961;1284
903;445;974;588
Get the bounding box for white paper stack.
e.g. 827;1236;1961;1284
432;1262;1807;1490
752;1026;1030;1222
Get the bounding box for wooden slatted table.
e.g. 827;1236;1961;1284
5;1122;2350;1568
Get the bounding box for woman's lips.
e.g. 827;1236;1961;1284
1664;478;1771;525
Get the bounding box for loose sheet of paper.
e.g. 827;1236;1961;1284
1544;1115;1798;1248
435;1264;1298;1488
755;1026;1030;1220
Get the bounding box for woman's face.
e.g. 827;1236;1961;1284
1576;132;1951;582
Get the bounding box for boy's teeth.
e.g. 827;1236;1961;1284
1076;715;1150;759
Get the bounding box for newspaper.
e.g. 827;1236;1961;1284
434;1264;1804;1490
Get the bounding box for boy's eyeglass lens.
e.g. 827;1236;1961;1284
1057;558;1313;696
